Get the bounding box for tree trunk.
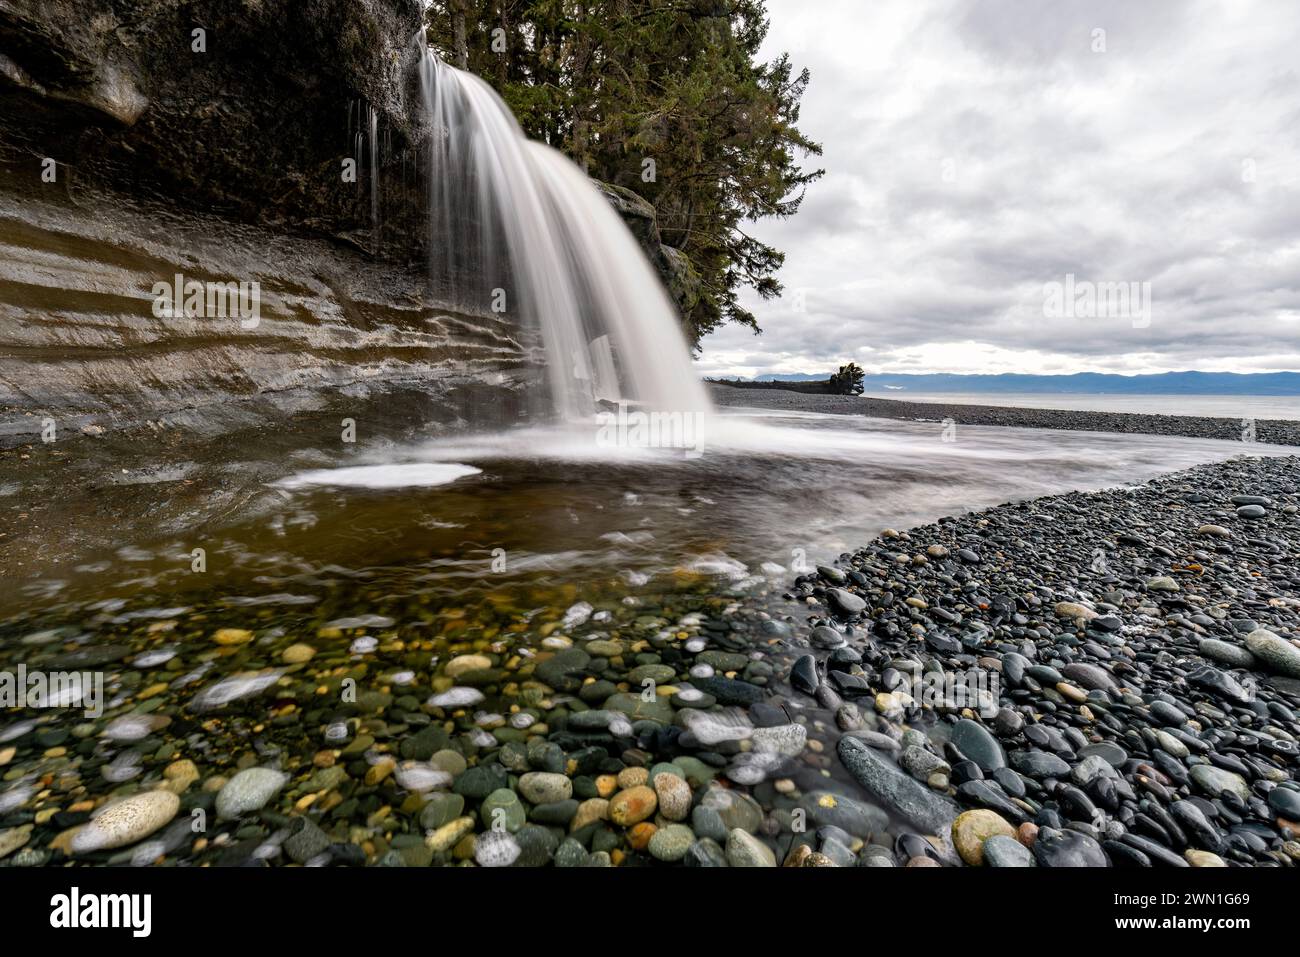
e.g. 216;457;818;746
451;0;469;69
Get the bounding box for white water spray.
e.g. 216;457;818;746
416;40;710;423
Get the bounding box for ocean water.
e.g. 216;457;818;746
862;391;1300;420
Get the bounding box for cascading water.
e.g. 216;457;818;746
416;40;711;424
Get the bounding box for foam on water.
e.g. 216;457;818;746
276;463;482;489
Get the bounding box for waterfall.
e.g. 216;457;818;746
368;103;380;249
416;44;711;423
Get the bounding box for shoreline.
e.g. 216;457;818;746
709;383;1300;447
786;451;1300;866
0;455;1297;866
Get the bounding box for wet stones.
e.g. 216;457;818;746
1061;662;1118;693
453;763;509;800
790;655;819;695
1244;628;1300;678
601;691;675;723
70;790;180;854
648;824;695;862
609;786;657;826
534;648;590;692
725;828;775;866
690;675;765;707
0;824;34;861
283;817;332;863
826;588;866;618
420;793;465;830
838;736;958;833
427;687;485;709
950;718;1006;772
900;745;950;781
474;830;521;867
952;809;1016;866
802;791;889;837
1189;764;1250;802
186;669;284;713
653;772;692;821
1032;827;1108;867
518;772;572;805
817;564;847;584
1009;750;1070;779
1186;665;1254;704
1054;602;1097;621
1198;638;1256;670
1267;786;1300;820
983;833;1034;867
480;789;526;832
699;786;764;833
751;723;807;757
400;725;450;761
216;767;287;820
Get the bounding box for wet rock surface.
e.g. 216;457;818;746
0;0;426;239
0;188;533;435
776;453;1300;867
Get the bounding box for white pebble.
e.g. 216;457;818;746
427;687;484;708
393;762;452;793
475;830;521;867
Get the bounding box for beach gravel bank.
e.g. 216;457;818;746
789;453;1300;866
710;383;1300;446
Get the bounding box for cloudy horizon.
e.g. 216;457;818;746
695;0;1300;380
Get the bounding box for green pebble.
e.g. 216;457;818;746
419;793;465;830
480;788;525;832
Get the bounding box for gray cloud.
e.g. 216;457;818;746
696;0;1300;378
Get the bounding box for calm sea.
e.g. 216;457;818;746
863;391;1300;421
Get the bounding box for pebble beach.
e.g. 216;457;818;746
3;449;1299;869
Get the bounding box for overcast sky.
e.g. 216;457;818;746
695;0;1300;379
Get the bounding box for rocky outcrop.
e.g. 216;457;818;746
0;0;426;244
597;181;701;329
0;1;695;456
0;0;542;446
0;186;536;443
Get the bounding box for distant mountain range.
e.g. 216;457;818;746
744;371;1300;395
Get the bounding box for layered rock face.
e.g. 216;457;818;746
0;0;538;443
0;181;535;441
